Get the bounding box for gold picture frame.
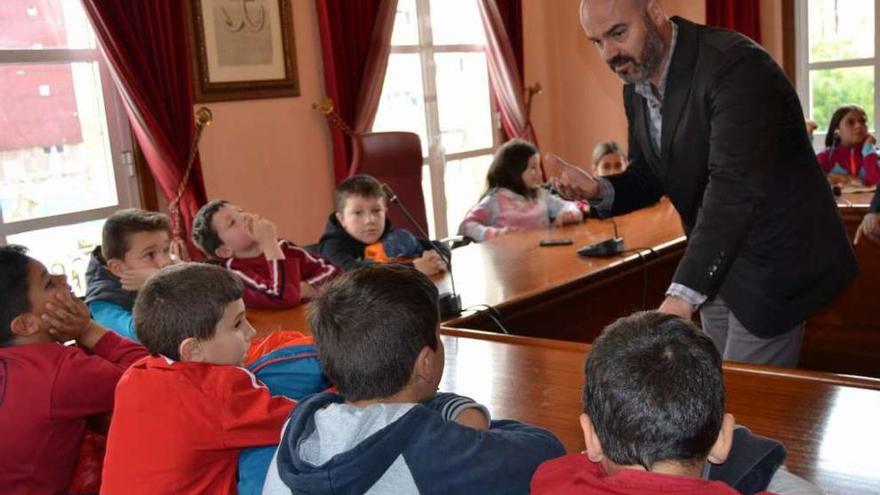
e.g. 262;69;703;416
188;0;300;102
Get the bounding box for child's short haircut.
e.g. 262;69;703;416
0;245;32;346
101;209;170;261
584;311;725;469
486;139;539;199
191;199;229;257
334;174;385;212
134;262;243;359
591;141;625;165
309;264;439;401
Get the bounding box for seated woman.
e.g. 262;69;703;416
458;140;583;242
817;104;880;186
591;141;629;177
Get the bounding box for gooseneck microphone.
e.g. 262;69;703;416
381;183;462;317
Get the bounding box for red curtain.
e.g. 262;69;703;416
316;0;395;183
706;0;762;43
81;0;207;245
494;0;524;80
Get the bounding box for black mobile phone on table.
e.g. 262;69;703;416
539;238;574;247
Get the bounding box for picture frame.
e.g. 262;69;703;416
188;0;300;102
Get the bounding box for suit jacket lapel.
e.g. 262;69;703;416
660;17;700;167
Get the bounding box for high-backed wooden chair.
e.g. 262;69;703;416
348;131;429;234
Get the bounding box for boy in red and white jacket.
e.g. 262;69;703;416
192;200;340;309
100;263;295;494
0;245;149;494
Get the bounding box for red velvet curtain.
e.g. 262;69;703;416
706;0;762;43
316;0;394;183
81;0;207;245
494;0;524;80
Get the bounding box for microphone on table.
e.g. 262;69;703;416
381;183;462;317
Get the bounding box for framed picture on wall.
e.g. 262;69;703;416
188;0;300;102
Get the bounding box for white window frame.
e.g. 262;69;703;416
0;43;139;243
794;0;880;149
386;0;503;238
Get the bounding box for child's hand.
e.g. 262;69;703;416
413;250;446;276
170;238;191;262
299;282;318;301
119;268;160;291
250;215;279;247
454;408;490;431
554;210;582;227
867;133;877;146
42;292;105;348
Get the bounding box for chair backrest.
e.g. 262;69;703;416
349;131;429;234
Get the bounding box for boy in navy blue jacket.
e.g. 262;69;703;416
262;264;564;494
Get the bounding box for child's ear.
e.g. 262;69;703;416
214;246;233;259
106;258;127;278
707;412;736;465
9;313;42;339
579;413;605;463
413;345;434;383
334;211;345;226
178;337;205;362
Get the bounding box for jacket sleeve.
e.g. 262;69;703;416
458;193;502;242
318;237;363;271
604;86;666;217
235;247;303;309
816;148;834;174
88;300;137;342
283;242;340;288
543;190;583;221
406;415;566;494
218;367;296;449
670;47;783;296
51;331;149;418
861;143;880;186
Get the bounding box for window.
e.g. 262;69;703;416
795;0;879;148
0;0;138;294
373;0;502;238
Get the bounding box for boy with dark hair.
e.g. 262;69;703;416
192;200;340;309
262;264;564;494
85;208;179;340
531;311;818;495
318;174;448;274
100;263;296;494
0;245;148;494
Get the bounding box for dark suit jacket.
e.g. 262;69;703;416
605;17;858;337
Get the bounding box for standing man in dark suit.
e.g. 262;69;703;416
553;0;857;367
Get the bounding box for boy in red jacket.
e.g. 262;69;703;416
100;263;295;494
532;311;807;495
192;200;340;309
0;245;149;494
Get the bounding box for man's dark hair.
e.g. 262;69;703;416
309;264;439;401
191;199;229;258
101;209;170;261
134;262;243;360
485;139;540;199
0;245;32;346
334;174;386;212
584;311;725;469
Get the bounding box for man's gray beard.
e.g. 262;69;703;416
618;16;666;84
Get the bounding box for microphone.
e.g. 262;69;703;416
577;215;625;258
381;183;462;317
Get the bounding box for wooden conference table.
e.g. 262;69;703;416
247;304;880;494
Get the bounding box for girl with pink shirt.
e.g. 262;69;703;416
817;105;880;186
458;140;583;242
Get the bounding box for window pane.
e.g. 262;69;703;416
444;154;492;235
0;0;96;50
429;0;486;46
808;0;874;63
373;53;429;156
810;66;874;132
421;163;436;238
435;52;494;154
7;218;104;296
1;62;119;223
391;0;419;46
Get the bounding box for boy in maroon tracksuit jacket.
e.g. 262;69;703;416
0;245;149;494
192;200;340;309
